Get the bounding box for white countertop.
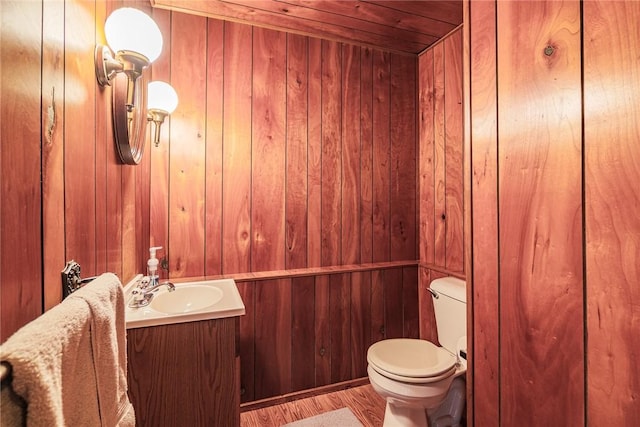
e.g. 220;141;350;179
124;275;246;329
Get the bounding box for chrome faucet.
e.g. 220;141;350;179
141;278;176;295
129;276;176;308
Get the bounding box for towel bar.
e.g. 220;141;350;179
61;261;98;299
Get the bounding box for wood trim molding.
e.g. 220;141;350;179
168;261;420;284
240;378;370;412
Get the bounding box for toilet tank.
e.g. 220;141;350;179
430;277;466;355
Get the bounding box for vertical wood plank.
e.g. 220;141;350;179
390;53;417;261
222;22;253;274
315;275;331;386
95;0;108;276
330;273;351;383
237;281;255;402
321;39;342;266
360;48;374;264
254;279;292;399
252;27;287;272
341;44;361;265
291;276;316;392
370;270;386;343
469;0;500;424
65;0;97;276
418;49;435;266
149;7;171;269
307;38;323;268
383;268;403;339
350;271;371;378
444;29;464;273
42;0;65;310
402;266;420;339
584;1;640;424
372;51;391;262
0;0;43;340
418;267;436;342
285;33;309;270
497;1;584;424
169;12;207;278
433;41;447;268
205;18;224;276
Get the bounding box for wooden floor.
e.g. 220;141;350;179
240;384;386;426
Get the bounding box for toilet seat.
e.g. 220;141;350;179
367;339;457;384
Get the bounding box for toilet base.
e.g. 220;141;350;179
383;402;428;427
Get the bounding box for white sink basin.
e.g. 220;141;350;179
151;285;223;314
124;276;245;329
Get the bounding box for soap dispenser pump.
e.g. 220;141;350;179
147;246;162;280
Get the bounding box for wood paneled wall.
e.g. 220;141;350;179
148;15;417;279
468;0;640;425
0;0;422;403
1;0;147;342
236;265;418;402
417;27;466;343
146;11;420;401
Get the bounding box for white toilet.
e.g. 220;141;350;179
367;277;467;427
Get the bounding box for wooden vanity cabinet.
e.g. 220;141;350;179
127;317;240;427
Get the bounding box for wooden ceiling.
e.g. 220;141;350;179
151;0;463;55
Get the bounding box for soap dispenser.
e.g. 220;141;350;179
147;246;162;282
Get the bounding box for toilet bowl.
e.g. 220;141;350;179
367;277;467;427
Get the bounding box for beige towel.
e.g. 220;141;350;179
0;273;135;427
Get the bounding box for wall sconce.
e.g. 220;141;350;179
95;7;165;165
147;81;179;147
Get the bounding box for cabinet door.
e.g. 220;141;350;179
128;318;239;427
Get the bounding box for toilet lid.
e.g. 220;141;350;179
367;339;457;380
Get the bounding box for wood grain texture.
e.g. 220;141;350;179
418;48;436;265
291;276;316;392
127;318;239;427
350;271;372;378
152;0;460;54
0;0;43;341
64;0;97;277
240;384;385;427
169;12;207;278
583;1;640;424
433;41;447;268
205;18;225;276
321;39;343;266
341;44;362;265
149;6;172;269
237;281;256;402
252;27;287;272
95;0;109;277
222;21;253;274
402;266;420;338
444;29;464;273
360;47;374;264
370;270;386;343
390;53;417;261
254;279;292;399
330;273;352;383
383;268;404;339
307;37;323;268
42;0;65;310
469;1;499;425
372;50;391;262
315;275;331;387
497;1;584;424
286;33;309;270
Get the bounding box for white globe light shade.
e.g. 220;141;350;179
104;8;163;63
148;81;179;114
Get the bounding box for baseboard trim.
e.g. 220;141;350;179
240;378;370;412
